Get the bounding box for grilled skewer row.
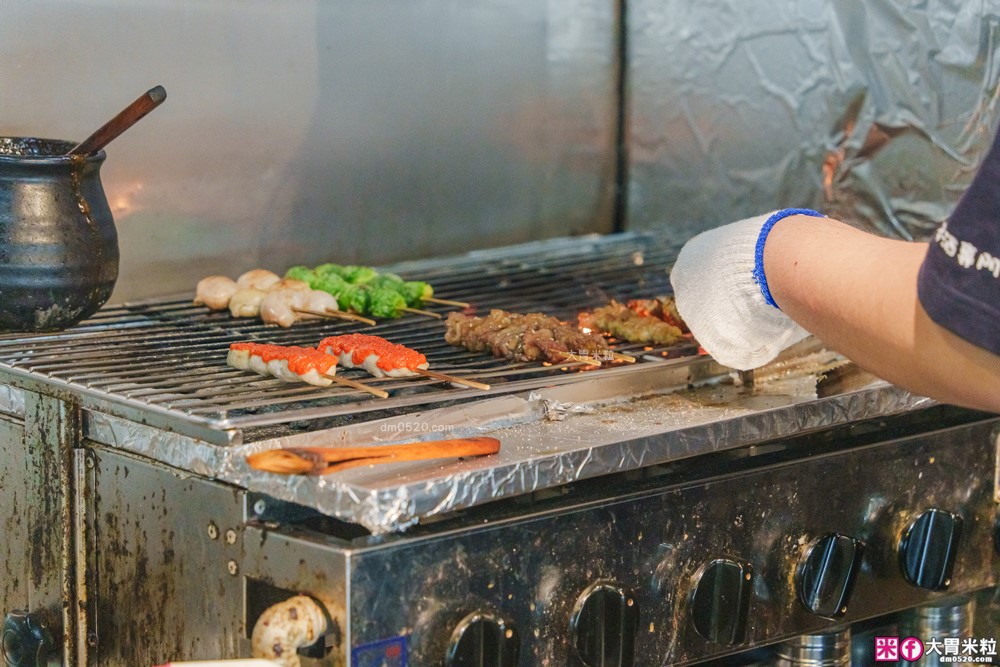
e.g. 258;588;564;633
196;270;347;327
228;335;489;394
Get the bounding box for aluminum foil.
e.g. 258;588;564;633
628;0;1000;241
0;384;25;419
84;364;932;535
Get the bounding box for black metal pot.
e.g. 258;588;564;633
0;137;119;331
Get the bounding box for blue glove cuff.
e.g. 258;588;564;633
753;208;825;308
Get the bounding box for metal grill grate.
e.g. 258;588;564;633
0;232;697;444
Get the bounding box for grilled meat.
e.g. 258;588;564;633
445;310;610;363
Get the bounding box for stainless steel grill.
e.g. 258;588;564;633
0;232;697;444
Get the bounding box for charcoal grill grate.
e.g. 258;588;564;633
0;232;696;443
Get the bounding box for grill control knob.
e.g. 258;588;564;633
445;612;519;667
1;611;54;667
689;558;753;647
570;582;639;667
795;533;865;618
899;509;963;591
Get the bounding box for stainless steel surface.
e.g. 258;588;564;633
84;374;931;535
775;629;851;667
627;0;1000;241
86;447;246;667
1;0;617;303
258;417;996;666
17;394;80;667
0;417;30;618
901;596;976;667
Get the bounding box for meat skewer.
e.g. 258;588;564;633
227;342;388;398
318;334;490;390
247;436;502;475
444;310;629;366
626;295;688;331
578;300;685;346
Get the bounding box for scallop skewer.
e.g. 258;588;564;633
227;342;388;398
318;334;490;390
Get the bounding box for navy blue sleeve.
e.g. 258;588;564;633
917;127;1000;356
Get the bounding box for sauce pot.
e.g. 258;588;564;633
0;137;118;331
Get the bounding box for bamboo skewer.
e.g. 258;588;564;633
554;351;602;367
400;306;442;319
415;368;490;391
323;374;389;399
293;307;376;326
247;436;502;475
612;352;636;363
423;296;470;308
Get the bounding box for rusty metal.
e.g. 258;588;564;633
21;393;81;667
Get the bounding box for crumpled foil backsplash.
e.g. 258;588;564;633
627;0;1000;241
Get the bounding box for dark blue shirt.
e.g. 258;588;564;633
918;128;1000;356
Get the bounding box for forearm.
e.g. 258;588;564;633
763;215;1000;412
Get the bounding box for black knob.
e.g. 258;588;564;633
445;612;519;667
898;509;963;591
2;612;53;667
795;533;865;618
689;558;753;646
570;582;639;667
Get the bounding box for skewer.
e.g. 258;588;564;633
554;351;602;367
423;296;470;308
323;374;389;399
293;307;377;326
400;306;442;319
612;352;636;363
415;368;490;391
247;437;502;475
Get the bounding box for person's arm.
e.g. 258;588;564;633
763;214;1000;412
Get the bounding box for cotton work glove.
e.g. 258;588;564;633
669;208;824;370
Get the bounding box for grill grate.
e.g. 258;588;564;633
0;232;697;443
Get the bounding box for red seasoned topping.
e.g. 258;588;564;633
231;342;337;376
318;334;427;372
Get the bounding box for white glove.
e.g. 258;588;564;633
669;209;824;370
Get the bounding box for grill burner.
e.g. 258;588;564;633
0;233;697;444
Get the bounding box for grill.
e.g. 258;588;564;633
0;232;697;444
1;231;997;667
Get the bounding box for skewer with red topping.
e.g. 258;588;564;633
227;342;388;398
318;333;490;390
